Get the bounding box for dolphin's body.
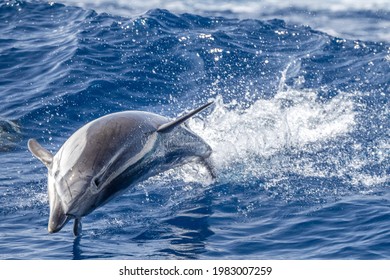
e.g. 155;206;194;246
28;102;214;236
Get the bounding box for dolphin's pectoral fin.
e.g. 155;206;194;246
199;157;217;180
157;101;213;133
73;218;82;237
73;218;82;236
27;138;53;169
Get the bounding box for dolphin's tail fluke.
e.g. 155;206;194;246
157;101;213;133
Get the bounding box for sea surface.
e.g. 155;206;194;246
0;0;389;259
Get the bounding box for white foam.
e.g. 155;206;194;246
186;85;356;182
60;0;390;16
59;0;390;43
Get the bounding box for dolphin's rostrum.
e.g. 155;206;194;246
28;102;214;236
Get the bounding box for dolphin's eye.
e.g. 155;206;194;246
94;177;101;187
54;170;60;178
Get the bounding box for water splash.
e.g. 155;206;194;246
157;74;386;198
186;84;355;180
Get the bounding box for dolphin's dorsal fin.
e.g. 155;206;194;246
28;139;53;169
157;101;213;133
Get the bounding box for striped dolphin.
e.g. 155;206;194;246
28;102;214;236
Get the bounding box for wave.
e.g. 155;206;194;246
0;0;389;259
1;2;388;193
58;0;390;42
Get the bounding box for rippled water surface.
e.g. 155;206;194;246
0;0;389;259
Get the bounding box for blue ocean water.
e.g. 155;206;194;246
0;0;389;259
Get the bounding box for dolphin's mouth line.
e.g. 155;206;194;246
48;215;72;234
